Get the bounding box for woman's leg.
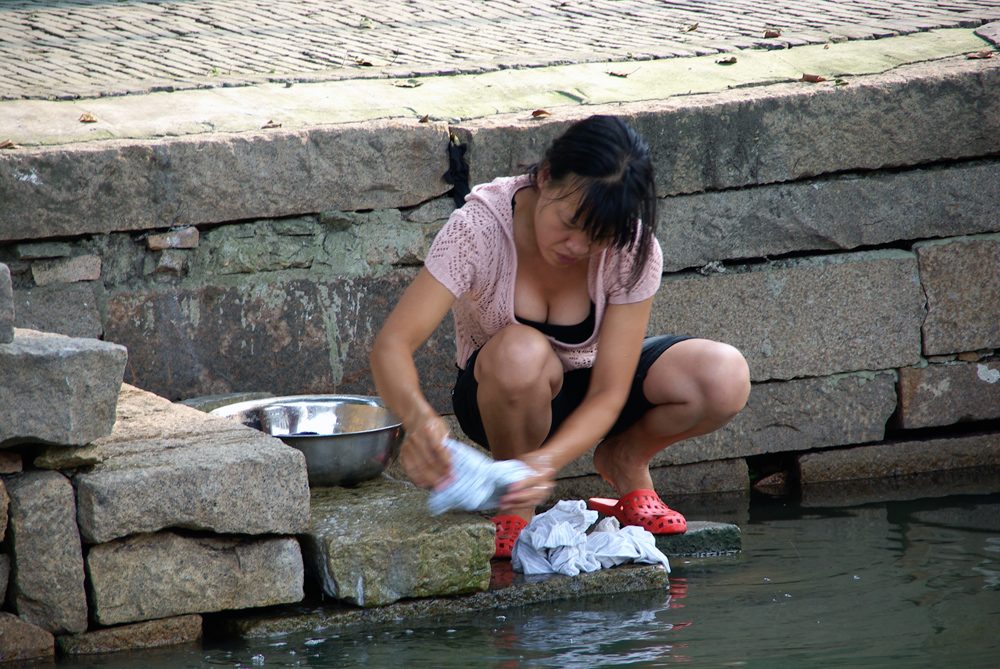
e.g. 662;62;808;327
474;324;564;520
593;338;751;495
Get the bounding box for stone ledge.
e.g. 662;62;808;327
798;432;1000;484
655;521;742;557
210;562;669;640
56;614;202;656
0;119;451;243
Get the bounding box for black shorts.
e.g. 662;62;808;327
451;335;692;449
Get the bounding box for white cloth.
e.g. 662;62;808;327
512;500;671;576
427;438;534;515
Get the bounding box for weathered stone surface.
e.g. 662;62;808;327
56;614;202;656
555;458;749;499
215;563;668;639
36;384;310;544
303;477;494;607
4;471;88;634
658;159;1000;272
0;263;11;344
179;391;274;413
30;254;101;286
454;57;1000;196
147;226;199;250
649;251;925;382
917;235;1000;355
13;282;103;339
0;612;54;664
0;328;126;447
799;433;1000;484
898;359;1000;429
103;271;456;411
15;241;72;259
976;20;1000;47
88;532;303;626
655;521;742;556
0;120;451;242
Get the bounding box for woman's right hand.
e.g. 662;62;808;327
399;410;452;489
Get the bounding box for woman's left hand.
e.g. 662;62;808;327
499;451;558;511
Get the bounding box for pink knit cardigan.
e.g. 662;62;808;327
425;175;663;370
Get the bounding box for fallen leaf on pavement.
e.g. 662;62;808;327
531;109;551;119
0;139;17;149
681;22;698;32
608;67;639;78
418;114;430;123
393;78;422;88
801;73;827;83
764;29;782;38
354;57;374;67
79;112;98;123
261;120;282;129
967;49;994;59
716;56;738;65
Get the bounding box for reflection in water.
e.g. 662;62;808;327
57;493;1000;669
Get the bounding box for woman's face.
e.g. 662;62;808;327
532;177;608;268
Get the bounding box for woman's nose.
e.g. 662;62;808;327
566;232;591;254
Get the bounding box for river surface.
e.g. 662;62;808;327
64;490;1000;669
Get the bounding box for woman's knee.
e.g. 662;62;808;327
475;324;562;394
646;339;750;420
698;342;751;419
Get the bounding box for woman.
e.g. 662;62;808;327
371;115;750;558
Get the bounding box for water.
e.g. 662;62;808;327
62;492;1000;669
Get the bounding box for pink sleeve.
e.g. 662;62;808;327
424;206;480;298
607;236;663;304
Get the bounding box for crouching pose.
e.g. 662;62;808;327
371;115;750;558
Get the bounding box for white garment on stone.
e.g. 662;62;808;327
427;438;534;515
512;500;671;576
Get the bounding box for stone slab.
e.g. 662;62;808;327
87;532;303;626
0;120;450;242
13;282;103;339
659;372;897;466
36;384;310;544
798;433;1000;484
649;251;925;382
303;477;494;607
102;271;456;412
917;235;1000;355
658;159;1000;272
454;56;1000;196
0;328;126;447
801;465;1000;508
655;521;742;557
555;458;749;499
213;562;669;639
56;614;202;656
0;612;54;664
898;359;1000;429
976;20;1000;47
0;263;11;343
4;471;88;634
30;254;101;286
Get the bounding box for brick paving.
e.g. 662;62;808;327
0;0;998;100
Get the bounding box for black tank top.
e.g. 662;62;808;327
516;301;595;344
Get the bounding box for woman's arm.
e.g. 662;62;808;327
370;267;457;488
500;297;653;509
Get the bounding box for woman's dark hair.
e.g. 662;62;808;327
527;115;657;288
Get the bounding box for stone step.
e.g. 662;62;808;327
35;384;311;543
0;328;126;448
302;477;495;607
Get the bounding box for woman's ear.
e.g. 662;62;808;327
536;163;550;189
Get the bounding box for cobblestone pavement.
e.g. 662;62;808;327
2;0;999;100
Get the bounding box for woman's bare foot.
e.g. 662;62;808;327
592;437;654;495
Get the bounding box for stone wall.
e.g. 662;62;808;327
1;55;999;502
